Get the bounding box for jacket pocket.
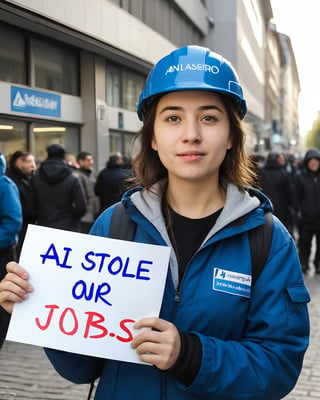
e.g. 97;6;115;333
285;284;310;336
286;285;311;303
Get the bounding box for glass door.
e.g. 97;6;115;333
0;118;27;159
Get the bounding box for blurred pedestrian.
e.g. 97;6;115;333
286;153;300;180
6;150;37;255
32;144;87;232
259;152;294;235
94;152;131;214
0;152;22;349
74;151;100;233
248;153;265;188
122;154;134;170
65;152;79;170
293;148;320;273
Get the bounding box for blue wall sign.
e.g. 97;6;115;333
10;86;61;118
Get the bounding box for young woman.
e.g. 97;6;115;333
0;45;310;399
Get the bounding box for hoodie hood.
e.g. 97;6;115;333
303;148;320;165
0;153;6;176
38;159;72;184
264;152;282;169
121;181;272;290
123;180;271;238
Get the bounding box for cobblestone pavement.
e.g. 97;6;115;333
0;274;318;400
0;342;91;399
283;273;320;400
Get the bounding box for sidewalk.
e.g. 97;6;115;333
0;275;317;400
0;341;90;400
283;273;320;400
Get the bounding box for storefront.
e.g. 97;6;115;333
0;4;149;169
0;82;82;163
0;22;82;163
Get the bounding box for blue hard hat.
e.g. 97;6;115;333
137;45;247;120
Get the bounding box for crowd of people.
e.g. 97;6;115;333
252;148;320;275
0;46;310;399
4;144;317;277
1;146;132;245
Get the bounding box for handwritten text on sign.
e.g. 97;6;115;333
7;225;171;364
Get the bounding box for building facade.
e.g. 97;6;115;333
0;0;300;169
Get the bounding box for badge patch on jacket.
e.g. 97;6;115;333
213;268;251;298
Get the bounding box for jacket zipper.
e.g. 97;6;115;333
163;242;217;399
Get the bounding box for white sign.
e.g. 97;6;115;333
7;225;171;364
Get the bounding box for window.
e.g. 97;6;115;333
0;119;27;156
106;64;121;107
109;0;204;47
0;26;79;95
109;129;134;155
32;39;79;96
32;123;79;162
122;70;145;111
0;25;26;84
106;62;145;111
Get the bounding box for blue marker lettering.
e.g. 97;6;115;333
72;280;112;306
40;243;72;268
118;257;135;278
136;260;152;280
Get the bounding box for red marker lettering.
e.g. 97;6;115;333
84;311;108;338
59;307;78;335
35;304;59;330
117;319;135;342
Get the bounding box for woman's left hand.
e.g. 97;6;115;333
131;317;181;370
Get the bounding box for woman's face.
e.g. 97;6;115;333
152;90;232;185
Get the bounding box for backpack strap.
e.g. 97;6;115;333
108;202;137;241
249;211;273;285
87;381;95;400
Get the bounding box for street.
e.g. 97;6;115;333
0;274;318;400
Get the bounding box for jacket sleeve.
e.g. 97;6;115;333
71;175;87;218
0;178;22;249
182;219;310;400
44;348;105;383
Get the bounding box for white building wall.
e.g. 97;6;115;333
5;0;176;64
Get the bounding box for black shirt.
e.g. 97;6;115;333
168;207;222;280
164;206;222;386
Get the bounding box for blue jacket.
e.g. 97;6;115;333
0;154;22;250
45;181;310;399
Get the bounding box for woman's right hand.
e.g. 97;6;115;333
0;262;33;314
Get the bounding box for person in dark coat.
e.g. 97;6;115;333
94;152;132;214
293;148;320;273
74;151;100;233
0;152;22;349
6;151;37;256
32;144;87;232
259;152;294;235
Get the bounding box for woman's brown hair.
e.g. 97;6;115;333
128;92;257;191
